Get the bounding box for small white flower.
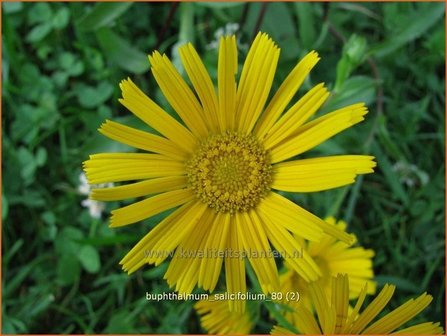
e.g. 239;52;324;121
78;172;113;218
81;199;106;219
206;23;247;51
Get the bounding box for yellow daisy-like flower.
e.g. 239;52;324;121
83;32;375;311
272;274;444;335
280;216;376;312
195;299;253;334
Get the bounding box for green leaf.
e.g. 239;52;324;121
55;227;84;255
371;3;445;58
17;147;36;183
262;3;295;43
295;3;316;50
52;7;70;29
78;245;101;274
2;2;23;14
76;82;114;109
96;27;149;74
77;3;133;31
35;147;47;167
41;211;56;226
57;253;81;285
27;3;53;24
324;76;377;112
26;23;52;43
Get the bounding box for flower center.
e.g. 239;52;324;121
187;132;272;214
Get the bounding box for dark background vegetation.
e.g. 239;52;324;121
2;1;445;333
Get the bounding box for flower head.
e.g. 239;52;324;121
279;217;376;312
195;299;254;334
83;32;375;312
272;274;443;335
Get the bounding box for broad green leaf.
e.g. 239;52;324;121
26;23;52;43
52;7;70;29
323;76;377;112
371;3;445;58
27;3;52;24
96;27;149;74
41;211;56;226
77;2;133;31
2;2;23;14
55;227;84;256
295;2;316;50
78;245;101;273
57;253;81;285
262;2;296;42
35;147;47;167
76;82;114;109
17;147;36;183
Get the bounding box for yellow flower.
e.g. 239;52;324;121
195;299;253;334
271;274;444;335
83;32;375;312
279;217;376;313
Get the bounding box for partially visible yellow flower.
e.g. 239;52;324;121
83;32;376;312
272;274;444;335
279;217;376;312
195;299;253;334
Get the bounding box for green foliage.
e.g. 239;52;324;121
2;2;445;334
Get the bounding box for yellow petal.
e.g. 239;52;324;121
392;322;444;335
149;51;209;138
255;50;320;139
91;176;187;201
119;78;196;152
236;211;279;294
309;278;336;334
110;188;194;227
291;306;322;334
120;202;194;272
164;208;212;294
363;293;433;334
198;212;230;292
218;35;238;131
270;103;368;163
236;32;280;133
263;83;330;149
272;155;376;192
332;274;349;333
83;153;185;184
258;209;321;282
225;217;246;313
98;120;187;160
195;299;253;335
179;43;220;132
342;283;368;334
349;283;395;334
257;192;323;241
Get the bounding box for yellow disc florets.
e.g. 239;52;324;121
187;132;272;214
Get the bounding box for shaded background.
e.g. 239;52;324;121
2;1;445;333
